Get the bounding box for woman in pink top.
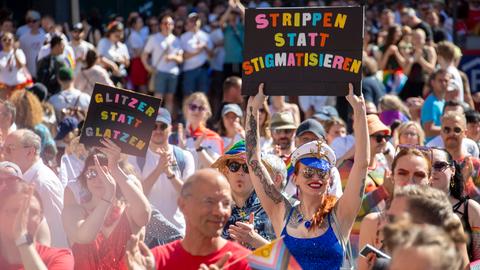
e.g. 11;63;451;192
74;49;113;95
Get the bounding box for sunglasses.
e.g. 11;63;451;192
370;134;391;143
1;38;12;42
302;167;330;180
153;122;168;131
259;108;266;114
188;103;206;112
442;126;462;135
432;161;451;172
85;169;98;180
227;161;249;174
27;19;38;24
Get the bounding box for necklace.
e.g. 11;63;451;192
292;205;315;229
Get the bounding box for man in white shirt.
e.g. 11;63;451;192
48;67;90;120
69;23;95;76
129;108;194;234
18;12;45;77
142;14;183;112
3;129;67;247
180;12;213;96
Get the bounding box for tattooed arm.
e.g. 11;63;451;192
335;84;370;239
245;83;289;237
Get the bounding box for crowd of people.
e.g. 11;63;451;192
0;0;479;269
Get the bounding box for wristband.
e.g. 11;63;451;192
196;146;204;152
167;174;176;180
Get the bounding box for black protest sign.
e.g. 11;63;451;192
79;83;161;157
242;6;364;96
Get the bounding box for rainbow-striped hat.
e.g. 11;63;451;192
211;140;247;169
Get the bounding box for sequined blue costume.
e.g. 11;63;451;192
282;207;344;270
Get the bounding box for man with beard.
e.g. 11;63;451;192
441;111;480;202
125;169;251;270
270;111;297;161
129;108;195;233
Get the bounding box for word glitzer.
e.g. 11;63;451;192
255;11;348;29
94;92;156;117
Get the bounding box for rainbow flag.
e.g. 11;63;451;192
247;237;301;270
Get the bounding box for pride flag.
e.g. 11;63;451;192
247;237;301;270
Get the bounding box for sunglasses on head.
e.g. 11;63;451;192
442;126;462;135
432;161;451;172
302;167;329;180
370;134;391;143
188;103;206;112
227;161;249;174
153;122;168;131
85;169;98;180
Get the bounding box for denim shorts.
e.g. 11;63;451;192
182;66;209;95
154;71;178;94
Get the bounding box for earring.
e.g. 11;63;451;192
450;176;455;189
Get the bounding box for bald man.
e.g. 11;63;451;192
126;169;251;270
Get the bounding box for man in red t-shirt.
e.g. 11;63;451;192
126;169;251;270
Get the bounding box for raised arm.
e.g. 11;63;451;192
99;139;151;229
336;84;370;237
246;83;288;236
62;155;117;244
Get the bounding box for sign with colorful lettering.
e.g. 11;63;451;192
242;6;364;96
80;83;161;157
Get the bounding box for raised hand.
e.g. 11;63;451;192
345;83;365;111
99;138;122;171
198;252;232;270
13;185;34;241
247;83;267;110
94;155;116;202
234;122;246;139
155;148;175;177
126;234;155;270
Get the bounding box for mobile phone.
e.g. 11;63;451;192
359;244;391;260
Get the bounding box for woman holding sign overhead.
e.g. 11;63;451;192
62;139;151;270
245;83;369;269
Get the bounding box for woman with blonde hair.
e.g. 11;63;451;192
9;90;57;164
392;121;425;146
181;92;223;169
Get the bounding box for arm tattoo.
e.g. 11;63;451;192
359;177;366;198
250;159;283;204
246;106;257;163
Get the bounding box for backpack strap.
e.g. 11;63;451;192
172;145;185;177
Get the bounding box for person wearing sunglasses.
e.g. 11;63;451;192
62;139;151;270
245;83;369;269
18;11;45;78
440;112;480;200
182;92;223;169
130;108;194;233
0;32;32;99
269;111;298;161
430;147;480;261
212;140;275;250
